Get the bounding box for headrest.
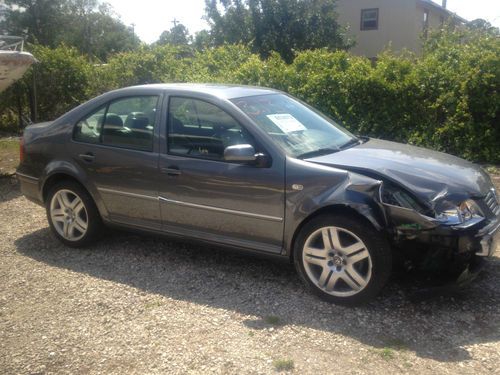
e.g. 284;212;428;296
104;113;123;128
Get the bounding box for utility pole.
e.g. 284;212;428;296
131;22;137;44
171;18;179;28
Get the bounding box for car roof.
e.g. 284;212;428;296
117;83;280;100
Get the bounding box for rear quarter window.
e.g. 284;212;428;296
74;106;106;144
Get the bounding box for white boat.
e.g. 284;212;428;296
0;36;36;93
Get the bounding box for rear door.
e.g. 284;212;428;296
158;95;286;253
71;94;162;230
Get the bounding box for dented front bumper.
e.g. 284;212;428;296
387;204;499;257
381;189;499;281
473;219;500;257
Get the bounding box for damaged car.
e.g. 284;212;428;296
16;84;499;305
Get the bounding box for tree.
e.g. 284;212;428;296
2;0;67;46
156;23;191;46
1;0;140;60
64;3;140;60
193;29;213;51
204;0;351;62
467;19;499;35
205;0;253;46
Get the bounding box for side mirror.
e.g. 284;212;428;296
224;144;257;162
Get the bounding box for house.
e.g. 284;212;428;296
336;0;467;57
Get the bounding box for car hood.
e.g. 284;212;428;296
306;138;492;207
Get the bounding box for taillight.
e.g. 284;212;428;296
19;136;25;163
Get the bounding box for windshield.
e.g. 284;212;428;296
232;94;357;158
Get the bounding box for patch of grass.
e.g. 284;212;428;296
0;138;19;176
403;361;413;368
144;300;163;309
0;139;19;151
264;315;282;326
484;165;500;175
248;331;254;337
272;358;294;372
379;347;395;360
384;338;409;351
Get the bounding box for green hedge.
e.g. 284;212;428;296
1;27;498;163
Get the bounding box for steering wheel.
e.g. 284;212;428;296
235;100;261;116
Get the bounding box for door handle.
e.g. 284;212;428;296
161;166;181;176
79;152;95;162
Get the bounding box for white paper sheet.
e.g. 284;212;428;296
266;114;306;133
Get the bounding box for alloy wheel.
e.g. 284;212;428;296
49;189;88;241
302;226;372;297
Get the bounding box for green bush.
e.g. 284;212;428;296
410;28;499;162
0;27;498;163
0;44;93;130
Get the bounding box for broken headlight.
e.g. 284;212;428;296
381;181;427;213
436;199;485;225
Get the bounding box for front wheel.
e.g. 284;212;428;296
46;181;101;247
294;214;392;306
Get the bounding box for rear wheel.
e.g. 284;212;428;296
46;181;101;247
294;214;392;306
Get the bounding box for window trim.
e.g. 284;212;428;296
72;95;160;153
166;96;261;163
360;8;379;31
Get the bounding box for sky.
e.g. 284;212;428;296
105;0;500;44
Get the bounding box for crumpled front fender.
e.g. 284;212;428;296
283;158;388;255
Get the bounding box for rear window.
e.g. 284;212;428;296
73;96;159;151
102;97;158;151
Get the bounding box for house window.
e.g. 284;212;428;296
361;8;379;30
423;9;430;37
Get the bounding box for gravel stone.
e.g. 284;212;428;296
0;178;499;374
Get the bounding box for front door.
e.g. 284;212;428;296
158;96;285;253
71;94;162;230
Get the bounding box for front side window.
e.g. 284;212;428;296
361;8;379;30
168;97;255;160
232;94;356;159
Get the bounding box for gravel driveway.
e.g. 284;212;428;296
1;177;499;374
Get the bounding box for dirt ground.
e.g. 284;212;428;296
0;148;499;374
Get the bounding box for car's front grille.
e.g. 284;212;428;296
484;189;500;215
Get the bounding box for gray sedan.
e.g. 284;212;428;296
17;84;499;305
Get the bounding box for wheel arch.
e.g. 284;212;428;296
41;169;109;219
288;203;386;261
42;173;85;202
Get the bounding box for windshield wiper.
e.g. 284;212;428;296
338;138;361;150
297;148;339;159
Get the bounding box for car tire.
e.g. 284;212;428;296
294;214;392;306
45;181;102;247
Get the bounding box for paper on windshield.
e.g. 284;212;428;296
266;114;306;133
